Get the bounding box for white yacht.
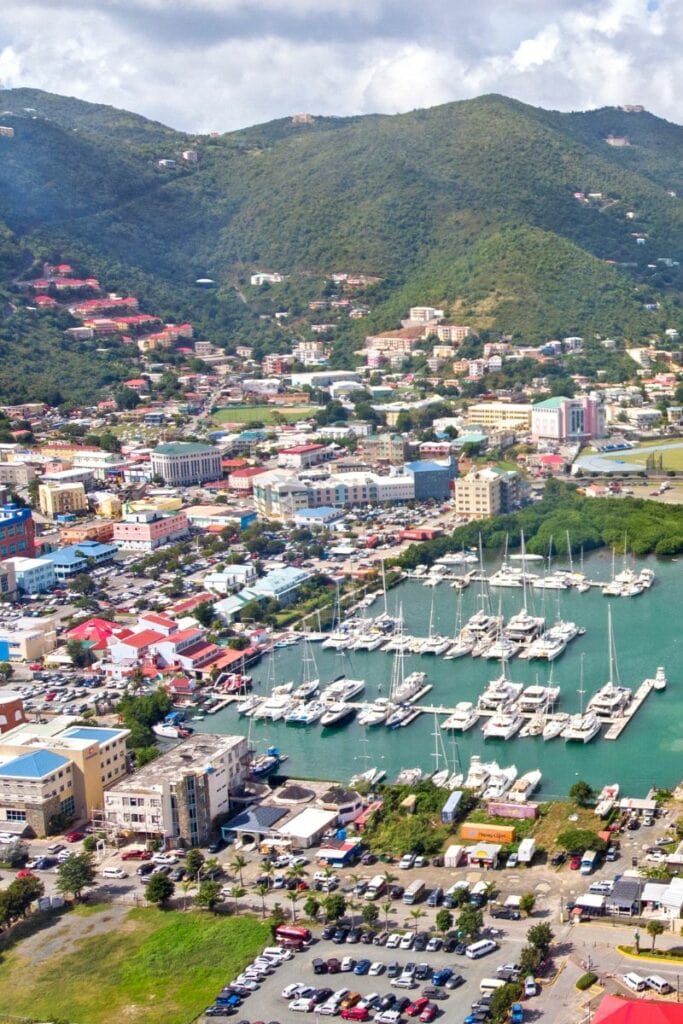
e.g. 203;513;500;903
394;670;427;703
639;568;655;589
542;712;570;741
441;701;480;731
252;691;295;721
357;698;393;726
431;769;450;787
443;636;475;660
480;637;520;661
322;631;352;650
464;755;497;793
504;609;545;644
320;701;357;728
350;632;386;651
587;683;632;718
532;573;569;590
236;694;262;716
594;783;620;817
396;767;423;785
419;635;451;655
653;666;667;691
285;700;325;726
562;711;601;743
350;766;386;787
482;764;518;799
482;709;524;740
320;677;365;704
519;684;560;712
478;673;523;711
386;704;415;729
508;769;542;802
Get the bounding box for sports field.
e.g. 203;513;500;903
212;404;318;425
614;441;683;471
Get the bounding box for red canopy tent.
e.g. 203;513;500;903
594;996;683;1024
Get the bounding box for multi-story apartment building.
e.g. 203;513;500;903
113;510;189;552
6;556;56;594
103;733;248;847
39;482;88;518
454;468;503;521
466;402;533;432
150;442;222;486
0;505;35;561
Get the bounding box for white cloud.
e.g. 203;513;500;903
0;0;680;130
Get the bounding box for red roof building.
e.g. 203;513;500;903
594;995;683;1024
67;617;122;651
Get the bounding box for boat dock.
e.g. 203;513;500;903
603;679;655;739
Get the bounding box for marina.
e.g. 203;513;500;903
193;551;682;798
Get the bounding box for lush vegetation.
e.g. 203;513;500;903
361;781;476;856
0;91;683;403
397;480;683;562
0;906;270;1024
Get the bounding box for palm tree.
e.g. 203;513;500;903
646;920;665;951
230;884;245;913
381;900;392;934
383;871;398;889
180;878;195;911
346;896;357;928
231;854;247;887
201;857;221;880
408;908;426;934
483;881;498;903
286;890;301;923
287;863;306;883
255;883;269;919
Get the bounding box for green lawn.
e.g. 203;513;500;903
0;907;270;1024
212;404;318;425
615;442;683;472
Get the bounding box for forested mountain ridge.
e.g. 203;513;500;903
0;88;682;391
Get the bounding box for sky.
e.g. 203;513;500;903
0;0;680;133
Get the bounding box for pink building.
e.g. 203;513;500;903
531;395;605;444
113;510;189;551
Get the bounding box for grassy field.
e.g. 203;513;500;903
0;906;270;1024
614;441;683;472
212;404;318;425
532;801;599;852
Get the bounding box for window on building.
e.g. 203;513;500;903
6;808;27;822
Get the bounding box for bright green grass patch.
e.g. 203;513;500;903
212;404;318;425
615;443;683;472
0;907;270;1024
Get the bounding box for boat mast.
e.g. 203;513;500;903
578;652;585;716
381;558;388;618
566;530;574;573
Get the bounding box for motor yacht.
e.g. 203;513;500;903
477;674;523;711
594;783;619;817
357;698;393;727
320;677;365;704
320;701;357;728
396;767;423;786
441;701;480;731
652;666;667;691
482;709;524;741
464;755;497;793
482;764;518;799
508;769;542;802
586;683;632;718
285;700;325;725
480;637;520;661
518;684;560;712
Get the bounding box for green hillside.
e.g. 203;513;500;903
0;89;682;403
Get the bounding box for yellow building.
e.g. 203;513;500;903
96;494;122;519
466;402;532;431
454;469;502;521
39;482;88;518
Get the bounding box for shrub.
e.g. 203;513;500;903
576;972;598;990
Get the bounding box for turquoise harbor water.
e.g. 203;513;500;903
195;552;683;798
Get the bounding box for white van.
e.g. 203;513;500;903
466;939;498;959
479;978;506;994
622;973;647;992
646;975;672;995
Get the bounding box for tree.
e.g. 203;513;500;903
381;899;392;933
408;908;426;933
303;894;320;920
185;848;205;879
229;884;245;911
82;836;97;854
68;573;96;596
66;638;94;668
646;920;665;951
256;883;270;919
145;872;175;906
286;890;300;922
519;944;542;978
556;828;606;853
196;880;222;912
4;874;44;920
569;781;595;807
519;893;536;917
435;908;453;935
193;601;215;628
489;981;523;1021
527;922;554;954
230;854;247;886
56;853;96;900
361;902;379;928
323;893;346;921
270;902;287;935
286;863;306;883
180;878;195;910
0;662;13;680
457;906;483;941
1;840;28;868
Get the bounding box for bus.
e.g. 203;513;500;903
365;875;387;901
274;924;312;948
580;850;599;875
402;879;426;905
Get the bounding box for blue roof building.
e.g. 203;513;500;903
404;459;456;501
0;749;70;779
42;540;117;579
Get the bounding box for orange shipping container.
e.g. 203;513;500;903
460;822;515;844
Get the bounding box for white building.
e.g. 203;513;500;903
150;442;222;486
103;733;248;847
6;556;56;594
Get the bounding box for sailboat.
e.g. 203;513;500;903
293;636;320;701
418;588;450;655
562;654;601;743
429;712;451;787
586;607;632;717
503;532;545;648
444;586;475;659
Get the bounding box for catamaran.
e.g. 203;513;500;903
562;654;601;743
586;607;632;718
441;701;480;731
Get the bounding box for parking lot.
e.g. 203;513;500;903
198;931;532;1023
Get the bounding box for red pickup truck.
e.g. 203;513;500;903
121;849;152;861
